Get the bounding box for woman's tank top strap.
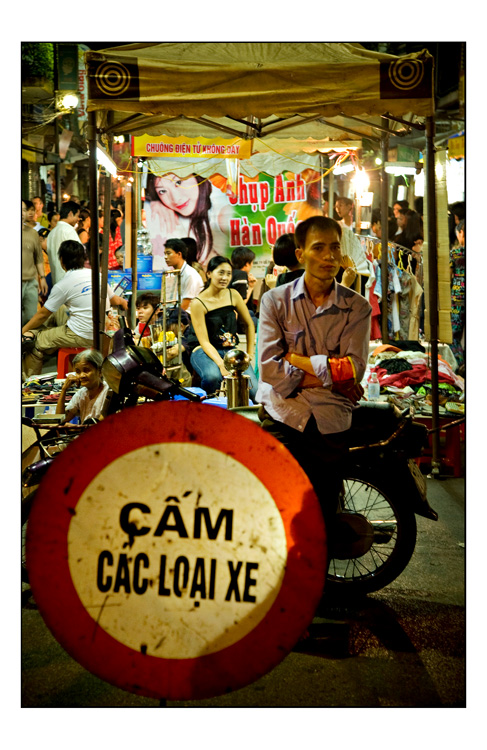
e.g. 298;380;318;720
194;297;209;311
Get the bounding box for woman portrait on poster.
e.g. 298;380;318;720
146;172;231;268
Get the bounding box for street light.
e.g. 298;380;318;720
55;90;80;111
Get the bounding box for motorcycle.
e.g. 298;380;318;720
22;328;438;602
229;398;438;600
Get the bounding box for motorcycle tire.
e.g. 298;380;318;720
325;470;417;600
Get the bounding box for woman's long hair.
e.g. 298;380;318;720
146;172;213;263
188;176;213;263
397;209;423;250
110;209;122;241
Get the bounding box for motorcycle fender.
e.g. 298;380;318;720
406;459;438;521
352;457;439;522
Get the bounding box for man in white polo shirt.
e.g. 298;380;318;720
47;200;83;285
22;240;127;378
164;238;204;311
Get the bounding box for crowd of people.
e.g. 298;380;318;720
21;185;465;605
21;188;465;409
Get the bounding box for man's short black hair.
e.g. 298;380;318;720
230;246;256;269
336;196;353;208
23;199;34;210
48;210;60;223
294;216;342;249
135;292;161;309
273;233;298;267
58;239;86;270
165;238;188;260
451;201;465;221
394;199;409;210
59;200;81;220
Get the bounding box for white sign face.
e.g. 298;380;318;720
68;443;287;659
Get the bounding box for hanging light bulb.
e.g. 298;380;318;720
351;167;370;199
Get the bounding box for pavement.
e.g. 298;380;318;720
20;471;466;709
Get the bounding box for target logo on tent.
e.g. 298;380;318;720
87;60;140;100
26;402;327;701
380;57;432;99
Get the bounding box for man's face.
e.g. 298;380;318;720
372;221;382;239
297;226;342;284
335;200;351;219
164;247;182;268
26;205;36;223
66;210;80;227
136;302;155;324
33;197;43;213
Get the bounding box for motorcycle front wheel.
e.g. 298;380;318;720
325;472;417;600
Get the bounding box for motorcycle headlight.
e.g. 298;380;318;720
101;358;123;394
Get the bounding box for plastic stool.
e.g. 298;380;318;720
57;347;85;379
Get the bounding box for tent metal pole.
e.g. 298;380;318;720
130;161;139;328
88;110;101;352
328;157;334;220
380;133;389;344
425;115;441;474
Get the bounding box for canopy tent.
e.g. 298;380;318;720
85;42;433;128
85;42;446;472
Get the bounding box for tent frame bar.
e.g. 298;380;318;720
317;118;382;142
339;113;398;136
381;113;426;131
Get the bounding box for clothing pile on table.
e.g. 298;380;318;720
363;342;465;416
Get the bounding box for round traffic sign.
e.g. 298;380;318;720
26;402;327;700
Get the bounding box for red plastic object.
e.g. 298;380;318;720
56;347;85;379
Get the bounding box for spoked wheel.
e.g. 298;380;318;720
325;473;417;600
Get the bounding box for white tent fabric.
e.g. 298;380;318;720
146;152;322;180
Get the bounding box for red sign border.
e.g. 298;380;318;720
27;402;327;701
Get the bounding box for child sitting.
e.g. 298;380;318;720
135;294;192;386
134;292;162;340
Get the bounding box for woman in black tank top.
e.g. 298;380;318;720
187;256;258;400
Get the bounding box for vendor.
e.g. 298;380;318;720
56;349;109;423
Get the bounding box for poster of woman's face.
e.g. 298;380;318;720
153;174;199;217
144;167;321;274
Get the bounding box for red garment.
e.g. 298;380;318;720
368;279;382;340
106;226;123;269
137;321;151;337
373;362;457;389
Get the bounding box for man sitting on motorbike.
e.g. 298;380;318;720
256;216;372;534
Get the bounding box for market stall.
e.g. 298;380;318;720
85;42;450;468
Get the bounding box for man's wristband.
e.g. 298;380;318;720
328;356;357;385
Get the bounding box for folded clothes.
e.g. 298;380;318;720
377;358;413;374
373;361;458;389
